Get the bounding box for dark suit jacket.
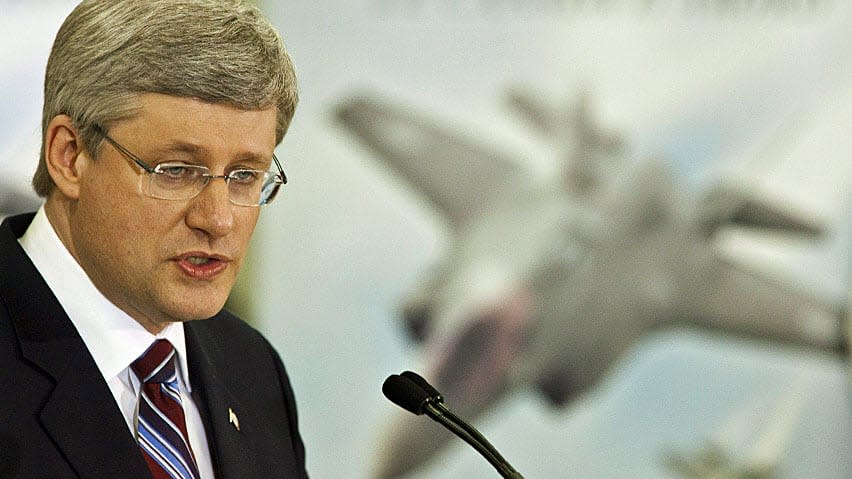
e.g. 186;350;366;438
0;213;308;478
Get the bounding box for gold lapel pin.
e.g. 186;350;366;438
228;407;240;431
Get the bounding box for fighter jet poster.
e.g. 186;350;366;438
1;1;849;478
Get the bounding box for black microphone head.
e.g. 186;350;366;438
400;370;443;404
382;374;431;415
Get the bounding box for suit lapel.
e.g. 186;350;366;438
185;321;264;479
1;214;150;479
36;345;151;479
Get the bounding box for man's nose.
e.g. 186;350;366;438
184;176;235;237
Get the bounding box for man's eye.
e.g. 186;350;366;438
158;165;194;178
231;170;259;183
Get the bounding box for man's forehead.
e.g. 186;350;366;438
113;93;276;137
129;93;277;122
106;94;278;160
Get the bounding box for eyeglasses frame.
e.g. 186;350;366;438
90;123;287;206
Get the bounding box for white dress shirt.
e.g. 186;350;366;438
19;206;216;478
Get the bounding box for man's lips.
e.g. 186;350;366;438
173;252;232;280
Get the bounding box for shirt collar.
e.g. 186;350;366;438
18;206;193;391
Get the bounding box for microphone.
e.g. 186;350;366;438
397;370;498;464
382;371;524;478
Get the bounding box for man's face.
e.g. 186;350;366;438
66;93;278;333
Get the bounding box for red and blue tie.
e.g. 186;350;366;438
132;339;201;479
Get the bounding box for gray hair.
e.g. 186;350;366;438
33;0;298;197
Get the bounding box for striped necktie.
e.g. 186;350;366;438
131;339;201;479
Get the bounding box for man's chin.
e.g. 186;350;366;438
163;293;229;322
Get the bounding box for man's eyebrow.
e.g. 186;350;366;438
233;152;272;167
152;142;271;166
147;141;206;158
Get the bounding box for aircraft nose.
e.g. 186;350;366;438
403;303;432;342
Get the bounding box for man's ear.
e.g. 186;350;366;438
44;114;87;200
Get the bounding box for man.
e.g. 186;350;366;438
0;1;307;478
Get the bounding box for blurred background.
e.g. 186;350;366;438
1;1;850;477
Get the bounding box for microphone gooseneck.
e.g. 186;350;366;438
382;372;524;479
398;370;498;461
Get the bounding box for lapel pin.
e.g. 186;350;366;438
228;407;240;431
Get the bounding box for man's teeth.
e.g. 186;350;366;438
187;256;211;265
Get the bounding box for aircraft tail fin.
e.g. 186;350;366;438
506;89;624;197
696;182;824;238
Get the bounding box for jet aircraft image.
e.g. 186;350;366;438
334;90;848;478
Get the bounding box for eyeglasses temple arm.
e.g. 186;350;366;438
92;124;157;174
272;153;287;185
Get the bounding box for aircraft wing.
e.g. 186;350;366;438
334;93;526;228
685;256;845;352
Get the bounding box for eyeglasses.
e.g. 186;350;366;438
92;124;287;206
